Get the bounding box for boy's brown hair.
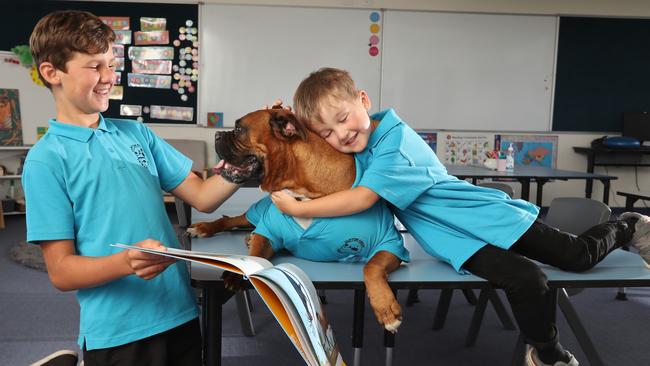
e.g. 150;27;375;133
29;10;115;88
293;67;358;125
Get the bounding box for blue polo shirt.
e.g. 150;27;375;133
22;115;198;350
357;109;540;273
245;159;409;264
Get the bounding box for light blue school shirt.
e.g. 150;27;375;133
245;159;409;264
357;109;540;273
22;115;198;350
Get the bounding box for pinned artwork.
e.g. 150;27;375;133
134;31;170;45
207;112;224;127
100;16;130;30
150;105;193;122
140;17;167;31
36;126;48;140
114;58;125;71
112;44;125;58
114;72;122;85
443;134;490;166
120;105;142;116
416;131;437;153
127;73;172;89
0;89;23;146
109;86;123;100
128;46;174;60
131;60;172;74
494;134;558;169
114;30;132;45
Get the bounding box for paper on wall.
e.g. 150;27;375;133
120;105;142;116
134;31;169;45
131;60;172;74
150;105;193;122
114;30;132;45
109;86;123;100
128;47;173;60
443;134;490;166
140;17;167;31
127;73;171;89
100;16;130;30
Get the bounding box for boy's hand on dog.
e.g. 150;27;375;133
271;190;303;216
126;239;176;280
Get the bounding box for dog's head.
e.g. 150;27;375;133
214;106;308;184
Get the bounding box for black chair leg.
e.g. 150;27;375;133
406;289;420;306
487;289;516;330
462;289;478;305
465;289;490;346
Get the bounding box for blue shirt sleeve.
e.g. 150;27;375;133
359;146;434;211
141;125;193;192
23;160;75;243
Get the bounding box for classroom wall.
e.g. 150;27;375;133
13;0;650;207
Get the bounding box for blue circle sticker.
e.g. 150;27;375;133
370;12;380;22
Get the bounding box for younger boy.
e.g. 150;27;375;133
271;67;650;366
24;10;239;365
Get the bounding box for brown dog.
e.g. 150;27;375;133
187;106;404;332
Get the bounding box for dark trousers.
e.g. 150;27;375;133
462;217;634;344
83;318;202;366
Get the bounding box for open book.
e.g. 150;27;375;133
111;243;345;366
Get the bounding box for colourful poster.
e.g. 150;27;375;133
100;16;130;30
207;112;223;127
443;134;490;166
494;134;558;168
134;31;170;45
0;89;23;146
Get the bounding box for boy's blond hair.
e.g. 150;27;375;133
293;67;358;125
29;10;115;88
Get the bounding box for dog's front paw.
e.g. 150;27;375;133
366;284;403;333
186;221;221;238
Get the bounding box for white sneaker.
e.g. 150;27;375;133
620;212;650;267
29;350;78;366
525;346;579;366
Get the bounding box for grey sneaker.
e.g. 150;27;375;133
620;212;650;267
525;346;579;366
29;350;78;366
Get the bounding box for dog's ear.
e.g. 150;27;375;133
269;110;307;141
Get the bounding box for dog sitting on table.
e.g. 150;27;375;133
187;105;407;332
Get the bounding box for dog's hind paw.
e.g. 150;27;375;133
186;227;207;238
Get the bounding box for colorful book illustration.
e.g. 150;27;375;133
111;243;345;366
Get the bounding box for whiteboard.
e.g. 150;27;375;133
0;53;55;145
380;11;557;131
199;4;382;126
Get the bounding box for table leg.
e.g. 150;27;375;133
352;289;365;366
601;179;610;205
585;152;595;199
535;179;548;207
432;289;453;330
202;287;223;366
518;179;531;202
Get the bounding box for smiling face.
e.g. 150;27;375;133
310;90;373;154
51;49;116;124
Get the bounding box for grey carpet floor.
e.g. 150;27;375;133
1;213;649;365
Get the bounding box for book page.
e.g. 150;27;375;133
110;243;272;276
253;263;344;366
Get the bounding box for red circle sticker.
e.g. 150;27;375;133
369;46;379;56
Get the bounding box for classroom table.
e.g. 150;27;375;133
189;207;650;366
616;191;650;211
445;165;618;206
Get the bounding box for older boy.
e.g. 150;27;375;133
24;10;239;365
271;67;650;366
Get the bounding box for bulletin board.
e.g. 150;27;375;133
1;1;198;125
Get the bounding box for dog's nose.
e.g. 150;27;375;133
215;133;221;141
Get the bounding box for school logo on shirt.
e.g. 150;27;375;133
130;144;149;168
337;238;366;257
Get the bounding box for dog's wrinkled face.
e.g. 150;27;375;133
214;106;307;184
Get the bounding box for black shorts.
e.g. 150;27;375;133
83;318;202;366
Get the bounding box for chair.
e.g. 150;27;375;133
431;181;518;340
466;197;611;348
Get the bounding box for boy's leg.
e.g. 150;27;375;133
510;218;636;272
463;245;575;365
